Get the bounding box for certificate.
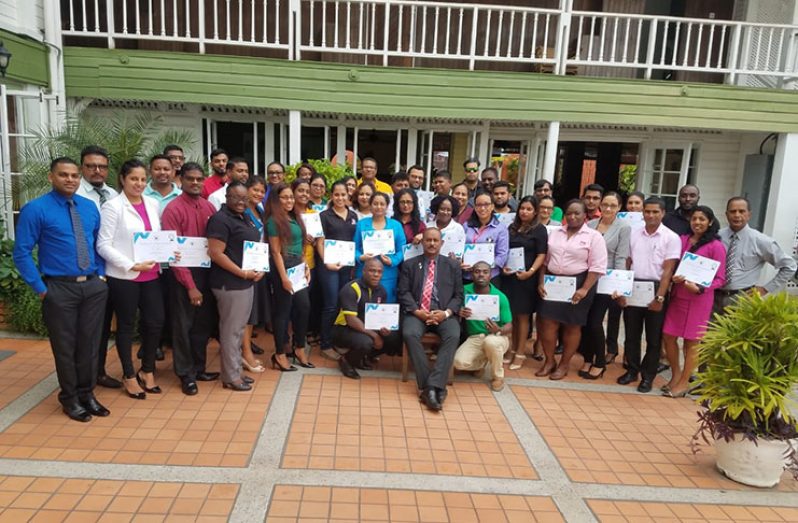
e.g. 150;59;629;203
496;212;516;227
287;263;309;292
323;240;355;266
626;281;656;308
616;211;645;229
464;294;500;321
362;229;395;255
542;275;577;302
172;236;211;268
364;303;400;331
303;212;324;238
462;243;495;267
675;252;721;287
546;225;561;235
132;231;178;263
416;190;435;216
241;241;270;272
441;230;466;258
402;242;424;260
596;269;634;297
505;247;525;272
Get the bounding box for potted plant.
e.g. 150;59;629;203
691;291;798;487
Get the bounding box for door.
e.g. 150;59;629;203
641;143;693;210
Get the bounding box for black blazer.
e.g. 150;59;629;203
398;254;463;315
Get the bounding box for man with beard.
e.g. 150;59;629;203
144;154;182;214
201;148;229;199
208;158;250;210
663;184;700;236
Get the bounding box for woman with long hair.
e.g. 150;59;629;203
451;182;474;225
536;200;607;380
295;162;315;183
502;196;548;370
662;205;726;397
308;172;328;211
625;191;645;212
342;175;357;207
579;191;630;380
318;180;358;360
354;192;406;302
353;182;374;221
241;176;267;374
266;183;314;371
463;192;509;286
393;188;426;245
537;196;561;227
293;178;325;348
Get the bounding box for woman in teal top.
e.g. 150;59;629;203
266;183;314;371
354;192;405;302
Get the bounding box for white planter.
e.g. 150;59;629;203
714;434;794;488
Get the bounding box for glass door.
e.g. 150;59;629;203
642;143;693;210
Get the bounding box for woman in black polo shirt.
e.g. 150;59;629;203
207;182;264;391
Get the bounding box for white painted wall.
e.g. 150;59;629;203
0;0;45;40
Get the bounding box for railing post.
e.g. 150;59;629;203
555;0;572;75
198;0;206;53
644;18;658;79
291;0;302;60
382;1;390;66
468;7;479;70
727;24;743;85
105;0;116;49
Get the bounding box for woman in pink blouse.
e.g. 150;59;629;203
536;200;608;380
662;205;726;398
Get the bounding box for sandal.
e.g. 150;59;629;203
509;354;526;371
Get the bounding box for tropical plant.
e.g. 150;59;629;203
0;222;47;336
691;292;798;478
19;110;198;202
285;158;355;192
618;164;638;194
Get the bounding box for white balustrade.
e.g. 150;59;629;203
59;0;798;88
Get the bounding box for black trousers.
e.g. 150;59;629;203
402;315;460;391
271;274;310;354
170;271;216;381
42;277;108;406
159;266;173;348
96;296;114;377
605;300;622;355
581;293;612;367
623;300;667;380
332;325;402;365
108;277;165;377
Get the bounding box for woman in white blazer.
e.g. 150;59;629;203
97;159;165;400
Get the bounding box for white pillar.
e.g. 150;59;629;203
336;125;346;166
43;0;66;128
288;110;301;165
406;128;418;169
763;132;798;256
477;121;491;166
542;121;560;182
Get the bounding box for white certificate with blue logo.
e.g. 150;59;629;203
496;212;516;227
441;229;466;258
616;211;645;229
241;240;270;272
287;263;308;292
626;281;656;308
132;230;178;263
464;294;500;321
172;236;211;268
364;303;400;331
302;212;324;238
462;243;495;267
402;242;424;260
675;252;721;287
362;229;395;255
596;269;634;296
543;275;577;302
323;240;355;266
505;247;525;272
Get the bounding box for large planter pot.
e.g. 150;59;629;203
715;434;793;487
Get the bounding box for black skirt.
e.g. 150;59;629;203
537;272;597;327
501;273;540;315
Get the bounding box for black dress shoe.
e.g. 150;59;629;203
242;376;255;384
96;374;122;389
181;380;198;396
251;342;265;355
339;358;361;380
436;388;448;405
656;362;670;374
356;359;374;371
62;403;92;422
637;377;654;393
421;388;442;411
81;396;110;417
617;371;638;385
196;372;220;381
136;371;162;394
222;381;252;391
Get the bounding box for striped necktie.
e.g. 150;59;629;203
67;198;91;271
725;233;738;286
94;186;109;206
420;258;436;311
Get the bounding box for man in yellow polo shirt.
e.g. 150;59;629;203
358;157;393;195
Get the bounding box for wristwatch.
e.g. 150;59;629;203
444;310;452;319
655;295;665;303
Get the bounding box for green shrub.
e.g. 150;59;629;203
285;158;354;193
0;223;47;336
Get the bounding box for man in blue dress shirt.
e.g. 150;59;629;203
13;157;110;422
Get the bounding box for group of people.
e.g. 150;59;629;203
12;146;797;420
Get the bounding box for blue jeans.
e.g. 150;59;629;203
317;264;354;350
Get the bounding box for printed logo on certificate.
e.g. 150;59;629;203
302;212;324;238
362;229;395;255
241;241;270;272
616;211;644;229
441;230;466;258
402;242;424;260
173;236;211;268
542;275;577;302
496;212;516;227
462;243;495;267
626;281;656;308
287;263;309;292
323;240;355;266
364;303;400;331
596;269;634;297
132;231;178;263
675;252;721;287
464;294;500;321
505;247;525;272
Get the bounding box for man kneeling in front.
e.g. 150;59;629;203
454;262;513;392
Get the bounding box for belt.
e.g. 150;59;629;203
44;274;98;283
716;286;752;296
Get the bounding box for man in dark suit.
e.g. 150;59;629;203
398;228;463;411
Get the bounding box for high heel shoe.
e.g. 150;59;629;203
663;389;688;398
535;365;555;377
136;371;162;394
584;366;606;380
243;360;265;373
509;354;526;371
123;377;146;400
292;354;315;369
606;353;617;364
271;354;297;372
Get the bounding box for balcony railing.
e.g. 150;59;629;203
60;0;798;89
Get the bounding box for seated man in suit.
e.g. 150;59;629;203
454;262;513;392
398;227;463;411
332;258;401;380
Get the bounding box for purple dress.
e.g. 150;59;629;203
663;236;726;341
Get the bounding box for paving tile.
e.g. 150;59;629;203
281;375;537;479
588;500;798;522
0;339;56;410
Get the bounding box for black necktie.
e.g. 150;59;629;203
725;233;738;285
94;187;109;206
67;198;91;270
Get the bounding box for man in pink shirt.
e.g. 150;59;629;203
161;163;220;395
201;148;229;199
616;196;681;393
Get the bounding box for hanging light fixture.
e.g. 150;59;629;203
0;41;11;77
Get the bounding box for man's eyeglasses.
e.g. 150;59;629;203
84;164;109;171
268;170;284;176
465;168;479;172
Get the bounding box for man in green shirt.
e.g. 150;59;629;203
454;262;513;391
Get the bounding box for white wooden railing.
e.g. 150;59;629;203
60;0;798;88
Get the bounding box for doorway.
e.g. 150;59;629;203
553;142;640;203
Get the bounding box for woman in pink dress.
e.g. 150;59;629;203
662;205;726;397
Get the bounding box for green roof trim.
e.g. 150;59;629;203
0;29;49;87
